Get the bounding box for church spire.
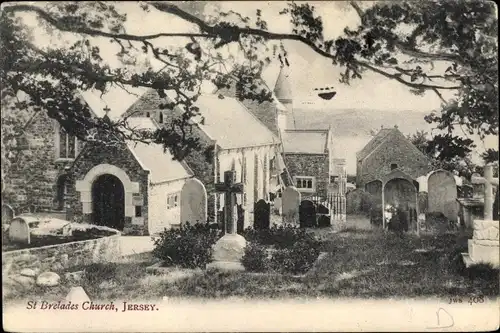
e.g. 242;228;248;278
273;64;293;104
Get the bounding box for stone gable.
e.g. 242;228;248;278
358;129;431;187
284;153;329;198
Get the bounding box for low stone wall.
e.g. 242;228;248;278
2;234;121;277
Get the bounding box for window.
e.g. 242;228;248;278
159;112;164;124
135;206;142;217
56;175;68;210
391;163;398;170
146;112;151;118
295;176;316;192
167;192;180;210
57;126;77;159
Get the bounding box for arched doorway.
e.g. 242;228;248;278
92;174;125;230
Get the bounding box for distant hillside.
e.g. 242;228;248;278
292;108;434;137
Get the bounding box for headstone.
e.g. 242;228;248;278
254;199;270;230
2;204;15;224
180;178;208;224
8;217;30;244
299;200;317;228
273;197;282;215
317;203;329;215
317;214;331;228
428;170;458;222
208;171;247;271
282;186;301;224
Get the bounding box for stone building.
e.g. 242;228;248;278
356;126;431;189
3;94;194;235
122;89;282;229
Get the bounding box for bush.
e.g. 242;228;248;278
83;262;118;285
242;224;313;249
241;243;269;272
242;224;321;274
152;222;222;269
269;240;321;274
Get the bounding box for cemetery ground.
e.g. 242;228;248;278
4;215;498;304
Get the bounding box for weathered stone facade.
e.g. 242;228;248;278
67;140;150;235
357;128;431;188
3;111;84;213
284;153;329;198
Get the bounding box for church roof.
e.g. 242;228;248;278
124;117;193;184
191;94;280;149
273;65;293;101
125;89;280;150
356;128;394;161
282;129;329;154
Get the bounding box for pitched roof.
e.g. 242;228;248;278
356;128;394;161
273;65;293;101
282;129;329;154
192;94;280;149
125;89;280;150
124;117;193;184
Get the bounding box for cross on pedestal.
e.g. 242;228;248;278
472;164;499;220
215;170;244;234
103;106;111;118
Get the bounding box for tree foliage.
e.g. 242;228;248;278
1;0;497;185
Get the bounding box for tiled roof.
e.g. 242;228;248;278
124;117;193;184
282;129;329;154
356;128;394;161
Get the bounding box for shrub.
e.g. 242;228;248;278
242;224;321;274
242;224;314;249
241;243;269;272
83;262;118;285
152;222;222;269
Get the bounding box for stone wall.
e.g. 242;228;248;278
2;234;121;277
359;130;431;187
284;153;329;198
3;111;83;212
66;140;149;235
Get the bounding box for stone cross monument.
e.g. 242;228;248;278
463;164;499;268
471;164;499;220
207;170;247;271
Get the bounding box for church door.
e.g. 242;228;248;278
92;174;125;230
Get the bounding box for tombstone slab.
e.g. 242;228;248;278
180;178;207;225
428;170;458;222
299;200;317;228
8;217;30;244
254;199;270;230
282;186;301;224
273;197;282;215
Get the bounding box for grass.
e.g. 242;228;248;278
4;222;499;303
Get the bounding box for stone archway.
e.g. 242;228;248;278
92;174;125;229
75;164;140;224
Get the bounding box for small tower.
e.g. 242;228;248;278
273;65;294;134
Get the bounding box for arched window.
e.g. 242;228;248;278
56;125;77;159
146;112;151;118
159;112;164;124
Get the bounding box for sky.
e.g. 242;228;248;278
13;1;498;166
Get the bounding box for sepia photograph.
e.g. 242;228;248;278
1;1;499;331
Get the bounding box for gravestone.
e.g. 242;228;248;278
299;200;317;228
317;214;331;228
317;203;329;215
180;178;208;225
273;197;282;215
2;204;15;223
254;199;270;230
428;170;458;222
282;186;301;224
9;217;31;244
